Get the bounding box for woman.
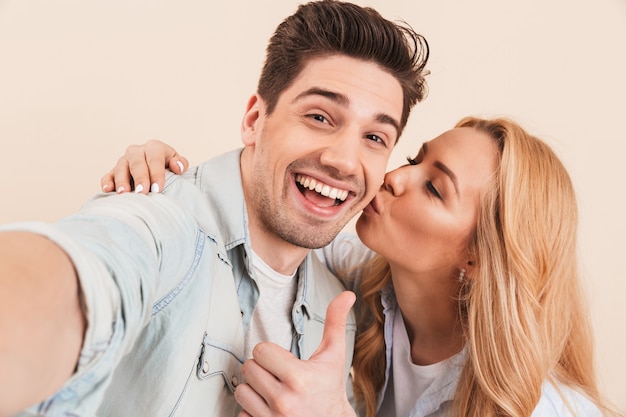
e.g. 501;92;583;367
102;117;612;416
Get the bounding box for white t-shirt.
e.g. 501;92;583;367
244;248;298;358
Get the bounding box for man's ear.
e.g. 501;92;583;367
241;94;265;146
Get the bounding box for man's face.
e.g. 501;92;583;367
241;55;403;250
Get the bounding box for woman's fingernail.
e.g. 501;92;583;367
150;183;160;193
176;161;184;173
102;184;111;192
135;184;144;193
117;186;126;194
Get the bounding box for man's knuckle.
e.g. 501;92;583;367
270;398;294;417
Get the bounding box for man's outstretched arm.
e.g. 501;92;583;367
0;231;85;417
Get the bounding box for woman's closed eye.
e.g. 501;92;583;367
407;156;443;200
426;180;443;200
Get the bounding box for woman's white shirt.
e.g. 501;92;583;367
379;305;461;417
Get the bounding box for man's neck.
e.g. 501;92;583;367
248;225;310;276
239;148;310;275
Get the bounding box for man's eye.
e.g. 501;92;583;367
426;181;443;200
366;134;385;145
309;114;328;123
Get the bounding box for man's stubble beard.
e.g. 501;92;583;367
255;191;347;249
246;145;362;249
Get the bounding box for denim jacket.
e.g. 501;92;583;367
7;149;356;417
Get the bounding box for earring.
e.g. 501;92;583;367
458;268;466;283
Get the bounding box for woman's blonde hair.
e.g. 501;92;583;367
352;117;606;417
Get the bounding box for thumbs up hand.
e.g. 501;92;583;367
235;291;357;417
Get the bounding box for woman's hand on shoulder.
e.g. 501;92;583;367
100;139;189;195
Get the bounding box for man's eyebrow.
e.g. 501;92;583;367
423;143;459;196
292;87;349;106
293;87;400;137
376;114;400;140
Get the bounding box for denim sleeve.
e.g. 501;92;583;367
3;191;204;416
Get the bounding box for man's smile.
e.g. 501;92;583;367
295;174;350;206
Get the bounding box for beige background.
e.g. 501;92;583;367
1;0;624;411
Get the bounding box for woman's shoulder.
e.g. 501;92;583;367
532;381;602;417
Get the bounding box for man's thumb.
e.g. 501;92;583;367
311;291;356;360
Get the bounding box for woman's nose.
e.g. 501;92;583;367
382;167;408;196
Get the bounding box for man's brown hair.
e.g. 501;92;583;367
258;0;429;137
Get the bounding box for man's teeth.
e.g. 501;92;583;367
296;174;349;201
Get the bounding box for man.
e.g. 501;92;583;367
0;1;428;416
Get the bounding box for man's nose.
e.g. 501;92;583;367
319;133;360;176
